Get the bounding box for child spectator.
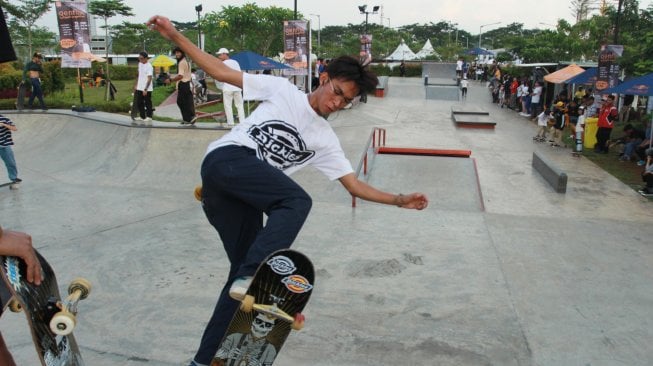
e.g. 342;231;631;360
498;84;505;108
533;107;551;142
550;101;566;147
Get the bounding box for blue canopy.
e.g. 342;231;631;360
465;47;493;56
230;51;292;71
566;67;597;85
602;72;653;96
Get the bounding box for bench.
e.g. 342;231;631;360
375;76;389;98
532;151;567;193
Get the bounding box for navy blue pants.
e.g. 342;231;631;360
194;145;312;364
28;78;46;109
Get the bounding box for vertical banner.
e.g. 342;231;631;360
596;44;623;92
283;20;308;76
55;1;91;68
360;34;372;65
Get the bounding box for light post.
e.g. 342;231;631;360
310;13;321;55
478;21;500;48
195;4;202;50
358;4;379;33
385;17;390;28
461;35;468;49
484;36;494;49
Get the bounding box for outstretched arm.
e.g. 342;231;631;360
339;173;428;210
146;15;243;89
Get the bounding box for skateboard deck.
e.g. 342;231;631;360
0;249;90;366
129;92;139;121
16;81;26;110
213;249;314;366
0;181;20;190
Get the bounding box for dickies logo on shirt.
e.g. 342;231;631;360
248;120;315;170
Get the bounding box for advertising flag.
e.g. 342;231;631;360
283;20;308;76
596;45;623;92
55;1;92;68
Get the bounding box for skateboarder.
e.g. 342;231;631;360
147;15;429;366
0;226;42;366
23;53;47;110
0;115;22;185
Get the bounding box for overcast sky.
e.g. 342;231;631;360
35;0;652;35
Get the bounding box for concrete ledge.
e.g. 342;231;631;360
450;106;496;129
375;76;389;98
532;151;567;193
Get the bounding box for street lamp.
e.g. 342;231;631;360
358;4;379;33
484;36;494;49
478;21;500;48
195;4;202;50
310;14;321;55
461;35;468;49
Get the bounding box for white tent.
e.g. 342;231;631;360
415;39;441;60
385;39;417;61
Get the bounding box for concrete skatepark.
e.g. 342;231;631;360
1;76;652;365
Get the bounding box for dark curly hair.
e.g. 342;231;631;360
325;56;378;96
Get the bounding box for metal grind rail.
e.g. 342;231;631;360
352;127;386;207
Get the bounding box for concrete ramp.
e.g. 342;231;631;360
365;154;484;212
422;62;456;79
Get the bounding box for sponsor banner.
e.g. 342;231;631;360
283;20;308;76
55;0;92;68
596;45;623;92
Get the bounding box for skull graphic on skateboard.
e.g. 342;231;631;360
212;249;314;366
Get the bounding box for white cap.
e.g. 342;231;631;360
216;48;229;55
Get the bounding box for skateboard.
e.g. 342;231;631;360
0;249;91;366
212;249;314;366
0;181;20;190
129;92;139;121
16;81;26;110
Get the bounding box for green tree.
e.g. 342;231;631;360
88;0;134;100
6;19;56;61
1;0;53;57
111;22;171;55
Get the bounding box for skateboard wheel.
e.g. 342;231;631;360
291;313;305;331
8;298;22;313
50;312;76;335
194;185;203;201
240;294;254;313
69;278;92;299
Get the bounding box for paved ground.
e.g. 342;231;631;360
1;77;652;366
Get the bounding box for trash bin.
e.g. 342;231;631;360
584;117;598;149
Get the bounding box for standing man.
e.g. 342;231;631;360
595;95;618;153
171;47;196;125
147;15;429;366
134;51;154;124
0;114;21;185
23;53;47;110
215;48;245;127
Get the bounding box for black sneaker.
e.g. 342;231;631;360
638;188;653;196
12;178;22;183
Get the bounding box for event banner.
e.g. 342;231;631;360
360;34;372;65
55;0;91;68
596;44;623;92
283;20;308;76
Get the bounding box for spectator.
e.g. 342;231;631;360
550;101;566;147
519;79;531;117
639;148;653;196
134;51;154;123
530;81;543;118
566;99;580;140
215;48;245;127
171;46;196;125
533;107;551;142
460;76;468;98
509;77;519;110
595;95;618;154
23;52;47;110
633;125;652;166
399;61;406;77
612;124;646;162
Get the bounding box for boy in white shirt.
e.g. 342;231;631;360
147;15;429;366
134;51;154;122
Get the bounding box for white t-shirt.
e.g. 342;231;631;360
537;111;550;126
137;62;153;91
456;60;463;71
220;58;242;92
206;73;353;181
531;85;542;103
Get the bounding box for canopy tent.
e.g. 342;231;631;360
543;63;585;84
415;39;441;60
465;47;493;56
385;39;417;61
603;72;653;152
566;67;597;85
231;51;292;71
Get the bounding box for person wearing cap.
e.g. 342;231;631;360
171;47;195;124
23;53;47;110
147;15;429;366
134;51;154;123
549;100;567;147
595;95;618;153
215;48;245;127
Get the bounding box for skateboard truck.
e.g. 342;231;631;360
49;278;92;336
240;294;305;331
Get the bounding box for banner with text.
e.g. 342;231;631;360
596;44;623;92
56;0;92;68
283;20;308;76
